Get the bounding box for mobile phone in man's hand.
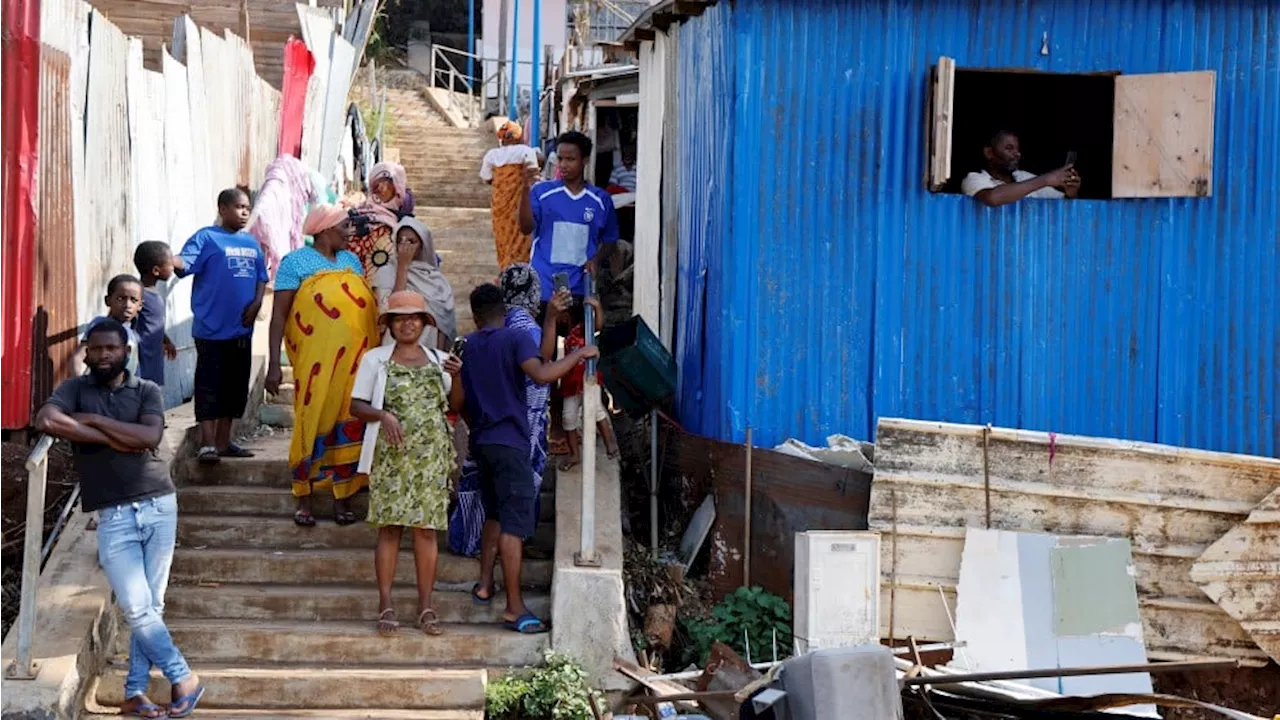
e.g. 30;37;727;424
553;272;570;293
1065;151;1077;166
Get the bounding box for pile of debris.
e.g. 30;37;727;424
611;642;1267;720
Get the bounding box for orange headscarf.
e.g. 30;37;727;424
497;120;523;143
303;204;347;236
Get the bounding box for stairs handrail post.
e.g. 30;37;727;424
575;274;599;567
6;434;55;680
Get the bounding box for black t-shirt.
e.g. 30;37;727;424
46;373;174;512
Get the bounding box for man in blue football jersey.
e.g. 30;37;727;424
518;130;618;316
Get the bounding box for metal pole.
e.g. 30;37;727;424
743;426;753;587
900;659;1239;687
576;272;599;567
649;409;658;559
507;0;520;119
530;0;541;147
497;0;509;113
466;0;475;89
8;435;54;680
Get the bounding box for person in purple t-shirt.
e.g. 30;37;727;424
460;283;596;634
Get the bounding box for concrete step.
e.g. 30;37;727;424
88;707;481;712
176;514;557;553
177;486;554;524
165;583;552;624
93;664;488;710
170;548;553;589
145;619;549;666
413;207;492;226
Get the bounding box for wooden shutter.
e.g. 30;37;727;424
927;56;956;191
1112;71;1216;198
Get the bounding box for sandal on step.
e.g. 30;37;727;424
121;696;165;718
471;584;492;605
557;457;580;472
504;612;549;634
377;608;399;636
167;685;205;718
218;443;256;458
293;510;316;527
196;446;220;465
417;608;443;635
334;509;358;526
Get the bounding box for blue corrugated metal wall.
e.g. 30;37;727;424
674;0;1279;456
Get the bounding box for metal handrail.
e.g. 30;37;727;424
6;434;55;680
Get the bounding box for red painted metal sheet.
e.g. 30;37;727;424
1;0;40;428
279;37;313;159
33;28;82;416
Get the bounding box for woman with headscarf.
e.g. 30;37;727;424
371;217;457;349
266;204;380;526
479;120;540;271
448;264;565;556
347;161;414;283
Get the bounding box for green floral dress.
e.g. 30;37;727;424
367;361;454;529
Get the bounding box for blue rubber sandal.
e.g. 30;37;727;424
168;685;205;718
471;584;492;606
504;613;549;634
123;700;165;718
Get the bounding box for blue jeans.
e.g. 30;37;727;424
96;493;191;699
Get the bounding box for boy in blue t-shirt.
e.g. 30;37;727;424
173;188;267;464
461;283;595;634
132;241;178;391
519;130;619;311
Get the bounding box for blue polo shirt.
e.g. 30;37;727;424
529;180;619;300
177;227;267;340
461;326;540;454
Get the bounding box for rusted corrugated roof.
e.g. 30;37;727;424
32;0;85;415
871;418;1280;666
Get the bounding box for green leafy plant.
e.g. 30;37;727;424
485;650;603;720
681;585;793;665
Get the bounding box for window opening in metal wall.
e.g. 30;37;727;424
927;58;1215;200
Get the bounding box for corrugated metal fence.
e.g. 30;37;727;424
670;0;1278;458
9;1;284;419
1;0;41;427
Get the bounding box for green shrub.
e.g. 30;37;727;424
485;650;603;720
682;585;792;665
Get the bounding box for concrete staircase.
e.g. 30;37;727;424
384;86;500;330
88;378;557;717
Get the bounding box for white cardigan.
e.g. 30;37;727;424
350;343;451;474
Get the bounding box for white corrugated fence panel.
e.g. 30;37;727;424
127;39;168;246
297;4;334;174
163;48;200;407
633;37;665;333
318;35;355;184
80;11;135;325
176;16;214;225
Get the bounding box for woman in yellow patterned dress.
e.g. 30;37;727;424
266;205;379;526
480;120;540;271
350;291;463;636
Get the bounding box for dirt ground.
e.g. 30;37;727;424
2;440;81;636
1153;665;1280;718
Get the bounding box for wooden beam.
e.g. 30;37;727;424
673;0;711;16
633;27;656;41
652;11;676;30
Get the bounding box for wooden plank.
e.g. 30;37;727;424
871;418;1279;665
1112;70;1215;198
928;56;955;191
1190;487;1280;663
318;34;356;182
633;37;664;333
